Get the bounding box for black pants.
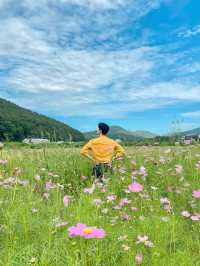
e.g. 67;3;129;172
92;163;111;179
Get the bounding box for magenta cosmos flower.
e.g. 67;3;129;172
190;213;200;221
175;164;183;174
68;223;106;239
192;190;200;199
135;254;143;264
128;182;143;193
0;159;8;165
63;195;69;207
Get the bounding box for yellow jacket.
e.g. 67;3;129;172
80;135;125;163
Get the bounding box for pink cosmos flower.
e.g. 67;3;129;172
131;160;137;166
175;164;183;174
107;195;117;202
128;182;143;193
45;181;57;191
121;213;130;221
34;175;41;181
139;166;147;176
101;187;107;193
190;215;200;221
136;235;154;247
119;198;131;206
135;254;142;264
68;223;106;239
160;197;172;212
192;190;200;198
0;160;8;165
136;235;148;243
83;184;95;194
93;198;103;206
63;195;69;207
160;197;170;205
181;211;191;218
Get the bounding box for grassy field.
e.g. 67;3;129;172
0;145;200;266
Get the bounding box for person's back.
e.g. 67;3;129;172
82;134;124;164
80;123;125;179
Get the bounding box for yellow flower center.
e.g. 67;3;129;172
83;228;93;235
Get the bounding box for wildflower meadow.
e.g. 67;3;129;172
0;145;200;266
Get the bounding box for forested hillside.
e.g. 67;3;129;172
0;98;84;142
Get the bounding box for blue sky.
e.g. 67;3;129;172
0;0;200;134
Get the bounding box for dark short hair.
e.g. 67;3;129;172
98;123;110;135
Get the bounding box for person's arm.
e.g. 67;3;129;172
114;142;125;159
80;141;95;162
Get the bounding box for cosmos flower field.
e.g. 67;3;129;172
0;146;200;265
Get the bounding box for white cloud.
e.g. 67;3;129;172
178;25;200;38
19;0;162;11
6;47;155;93
178;122;199;131
182;111;200;118
176;63;200;74
0;18;52;57
0;0;200;119
60;0;123;9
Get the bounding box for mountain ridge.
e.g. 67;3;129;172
84;125;157;141
179;127;200;136
0;97;84;142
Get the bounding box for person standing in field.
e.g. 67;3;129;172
80;123;125;181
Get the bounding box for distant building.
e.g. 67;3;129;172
181;134;200;145
183;139;192;145
51;141;65;144
23;138;50;144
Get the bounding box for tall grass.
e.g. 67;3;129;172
0;145;200;265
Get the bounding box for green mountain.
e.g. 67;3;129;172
84;126;156;141
0;98;84;142
180;127;200;136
